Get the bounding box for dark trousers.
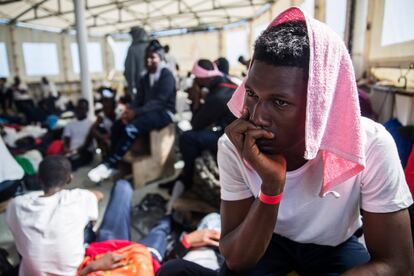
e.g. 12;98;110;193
68;148;94;171
105;110;172;168
157;259;217;276
0;180;22;202
220;234;370;276
179;129;222;189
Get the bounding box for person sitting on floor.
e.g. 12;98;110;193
5;155;135;275
90;97;117;159
218;8;413;275
164;59;236;213
88;39;176;183
63;98;94;170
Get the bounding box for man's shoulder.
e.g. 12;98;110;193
62;188;95;200
360;117;394;151
160;67;175;79
361;117;387;137
218;134;237;154
11;191;43;205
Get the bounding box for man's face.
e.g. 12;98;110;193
194;77;210;88
244;61;307;158
75;103;88;120
145;51;161;73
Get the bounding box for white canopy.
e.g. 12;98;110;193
0;0;274;35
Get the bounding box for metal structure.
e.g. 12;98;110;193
0;0;275;35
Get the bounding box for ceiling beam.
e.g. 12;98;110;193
10;0;50;22
20;0;168;22
0;0;23;5
86;1;270;30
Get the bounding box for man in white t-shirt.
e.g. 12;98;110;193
63;99;94;170
6;156;134;276
218;10;414;276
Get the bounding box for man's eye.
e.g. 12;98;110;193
246;89;256;97
275;99;288;107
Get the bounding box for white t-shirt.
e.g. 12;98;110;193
6;189;98;276
218;117;413;246
63;118;93;151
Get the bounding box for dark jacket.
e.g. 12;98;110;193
133;67;176;116
191;76;236;131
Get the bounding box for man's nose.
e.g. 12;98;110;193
250;101;271;128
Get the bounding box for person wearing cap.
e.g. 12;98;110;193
88;40;176;183
164;59;237;214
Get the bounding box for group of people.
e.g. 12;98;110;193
2;6;414;276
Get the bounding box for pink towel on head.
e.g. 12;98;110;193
191;62;223;78
227;7;365;197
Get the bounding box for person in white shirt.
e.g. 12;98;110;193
40;76;58;98
164;44;179;77
63;98;94;170
6;156;134;276
218;9;414;276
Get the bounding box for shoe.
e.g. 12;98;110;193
88;164;114;183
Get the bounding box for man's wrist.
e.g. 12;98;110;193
181;234;192;249
261;182;283;196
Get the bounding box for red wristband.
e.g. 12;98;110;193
181;234;191;249
258;191;283;205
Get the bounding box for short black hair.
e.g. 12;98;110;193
146;39;165;57
38;156;72;191
253;21;309;71
164;45;170;53
197;59;214;71
215;57;230;75
77;98;89;109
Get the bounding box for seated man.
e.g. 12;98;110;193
63;98;94;170
88;39;176;183
90;97;117;159
165;59;236;212
219;8;413;275
6;156;134;275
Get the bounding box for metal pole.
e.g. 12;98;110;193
74;0;94;118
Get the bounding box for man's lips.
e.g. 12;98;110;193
256;138;278;154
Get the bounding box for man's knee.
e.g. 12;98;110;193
179;131;199;151
112;179;133;199
180;130;197;144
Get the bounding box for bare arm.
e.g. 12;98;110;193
88;190;104;202
63;136;71;154
79;252;123;276
219;107;286;271
220;197;281;271
343;209;414;275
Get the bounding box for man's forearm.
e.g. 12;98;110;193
220;200;279;271
79;262;97;276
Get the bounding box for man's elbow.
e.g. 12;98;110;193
220;244;258;272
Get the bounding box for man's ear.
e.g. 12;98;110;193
67;174;73;185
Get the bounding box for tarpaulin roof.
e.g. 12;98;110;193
0;0;274;35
